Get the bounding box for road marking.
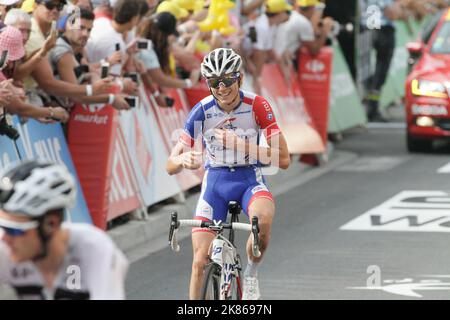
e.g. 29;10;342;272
348;275;450;298
366;122;406;129
437;162;450;173
335;156;409;172
341;191;450;232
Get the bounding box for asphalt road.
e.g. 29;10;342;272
126;119;450;300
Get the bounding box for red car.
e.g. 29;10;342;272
405;9;450;152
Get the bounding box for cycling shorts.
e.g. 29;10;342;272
193;166;274;234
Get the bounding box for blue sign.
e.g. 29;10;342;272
10;117;92;224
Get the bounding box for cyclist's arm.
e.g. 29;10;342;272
166;141;202;175
166;141;186;175
238;133;290;169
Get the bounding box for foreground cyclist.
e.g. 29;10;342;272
166;48;290;300
0;160;129;300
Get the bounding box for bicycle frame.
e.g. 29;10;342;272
209;233;242;299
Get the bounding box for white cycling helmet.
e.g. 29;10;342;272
201;48;242;78
0;160;76;218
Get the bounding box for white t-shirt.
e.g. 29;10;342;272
0;223;129;300
274;10;315;56
86;17;125;76
252;14;279;51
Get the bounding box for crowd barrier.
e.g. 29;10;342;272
0;118;92;224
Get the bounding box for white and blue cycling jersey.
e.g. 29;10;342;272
179;90;282;229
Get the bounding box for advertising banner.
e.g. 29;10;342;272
13;118;92;224
298;47;333;146
328;41;367;133
260;64;325;154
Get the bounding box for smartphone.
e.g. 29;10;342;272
124;72;139;84
165;97;174;107
137;40;149;50
100;62;110;79
74;64;89;78
51;21;57;34
249;26;257;43
115;43;121;51
0;50;8;70
125;96;139;108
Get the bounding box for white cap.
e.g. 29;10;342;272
0;0;20;5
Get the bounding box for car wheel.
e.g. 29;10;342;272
407;134;432;153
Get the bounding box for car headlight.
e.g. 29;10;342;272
411;79;448;98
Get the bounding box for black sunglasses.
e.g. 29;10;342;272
39;0;65;11
207;73;240;89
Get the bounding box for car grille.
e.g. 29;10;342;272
435;118;450;131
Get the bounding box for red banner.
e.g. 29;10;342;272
259;64;325;154
67;104;140;229
297;47;333;147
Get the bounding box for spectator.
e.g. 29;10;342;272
138;12;200;90
4;8;55;83
0;0;21;22
48;7;131;110
86;0;142;76
24;0;112;107
244;0;292;94
0;26;69;122
275;0;334;80
361;0;402;122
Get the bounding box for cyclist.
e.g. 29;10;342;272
166;48;290;300
0;160;129;300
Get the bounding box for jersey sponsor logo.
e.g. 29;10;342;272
341;191;450;232
251;184;268;194
267;113;273;121
198;205;213;220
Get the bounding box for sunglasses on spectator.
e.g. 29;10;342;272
207;73;240;89
0;220;38;237
38;0;65;11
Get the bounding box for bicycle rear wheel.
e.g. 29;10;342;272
201;263;221;300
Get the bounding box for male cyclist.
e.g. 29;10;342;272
166;48;290;300
0;160;129;300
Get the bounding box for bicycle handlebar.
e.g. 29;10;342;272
168;212;261;257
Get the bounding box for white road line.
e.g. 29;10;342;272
438;163;450;174
366;122;406;129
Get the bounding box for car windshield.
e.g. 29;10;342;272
431;21;450;54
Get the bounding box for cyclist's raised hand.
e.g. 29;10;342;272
214;129;244;151
181;151;203;170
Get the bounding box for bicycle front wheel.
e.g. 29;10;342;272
201;263;221;300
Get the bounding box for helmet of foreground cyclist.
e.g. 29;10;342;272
0;160;76;218
200;48;242;79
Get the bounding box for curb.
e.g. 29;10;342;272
108;149;358;263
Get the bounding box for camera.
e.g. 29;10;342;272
124;72;139;84
125;96;139;108
74;64;90;79
101;62;110;79
0;50;9;71
0;115;19;141
248;26;257;43
165;97;174;107
137;40;151;50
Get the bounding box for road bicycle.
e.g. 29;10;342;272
169;201;261;300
